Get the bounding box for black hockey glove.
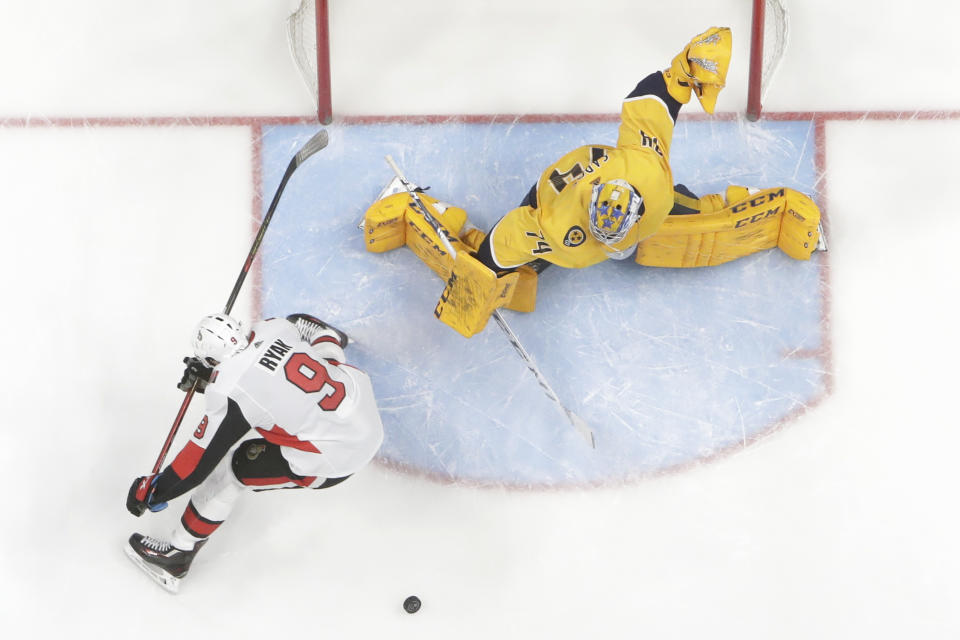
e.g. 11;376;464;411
126;475;168;517
177;357;214;394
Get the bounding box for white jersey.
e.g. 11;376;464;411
203;318;384;478
148;317;385;498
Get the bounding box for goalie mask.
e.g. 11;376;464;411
192;313;249;366
588;179;643;245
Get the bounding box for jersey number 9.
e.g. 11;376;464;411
284;352;346;411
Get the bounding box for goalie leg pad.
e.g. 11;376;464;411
362;192;407;253
458;227;538;313
434;252;520;338
363;192;468;279
635;187;822;267
778;190;822;260
365;191;536;329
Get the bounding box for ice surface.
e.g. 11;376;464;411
258;118;827;486
2;1;960;639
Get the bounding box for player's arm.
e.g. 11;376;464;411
153;398;251;501
127;396;252;515
618;72;682;158
618;27;732;157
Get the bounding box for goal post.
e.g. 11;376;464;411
287;0;332;124
746;0;790;121
286;0;789;123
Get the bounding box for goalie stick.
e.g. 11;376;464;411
139;129;330;495
384;155;596;448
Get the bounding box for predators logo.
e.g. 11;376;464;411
563;226;586;247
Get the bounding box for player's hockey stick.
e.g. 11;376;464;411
384;155;596;448
225;129;330;312
142;129;330;486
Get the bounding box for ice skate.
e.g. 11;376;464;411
286;312;349;348
123;533;206;594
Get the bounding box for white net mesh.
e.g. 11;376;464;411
286;1;788;119
761;0;790;100
287;0;318;102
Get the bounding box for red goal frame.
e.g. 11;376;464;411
309;0;774;123
746;0;767;121
314;0;332;124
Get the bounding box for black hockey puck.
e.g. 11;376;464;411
403;595;421;614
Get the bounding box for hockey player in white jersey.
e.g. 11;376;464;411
124;312;384;593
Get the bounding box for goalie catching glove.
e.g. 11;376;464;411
664;26;732;113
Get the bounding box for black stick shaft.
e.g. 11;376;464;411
225;129;329;313
147;129;329;476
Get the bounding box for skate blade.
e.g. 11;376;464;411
123;543;181;594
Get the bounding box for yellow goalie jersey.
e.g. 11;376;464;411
483;73;680;270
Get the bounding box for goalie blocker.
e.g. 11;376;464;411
362;183;822;338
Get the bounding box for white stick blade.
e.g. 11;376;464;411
295;129;329;164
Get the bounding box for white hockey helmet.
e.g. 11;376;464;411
588;179;643;245
191;313;249;366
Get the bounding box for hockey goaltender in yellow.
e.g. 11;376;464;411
361;27;823;338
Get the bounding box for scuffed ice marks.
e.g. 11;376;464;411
258;119;826;487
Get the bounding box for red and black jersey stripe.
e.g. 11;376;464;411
153;398;252;503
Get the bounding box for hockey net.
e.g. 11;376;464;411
287;0;332;123
747;0;790;120
287;0;789;123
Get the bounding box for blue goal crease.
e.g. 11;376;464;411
256;118;826;487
